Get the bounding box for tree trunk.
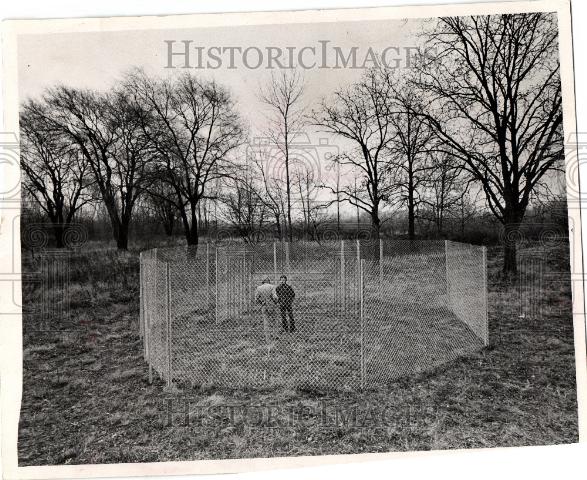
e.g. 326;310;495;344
285;152;293;243
163;219;174;237
178;207;190;243
408;171;415;241
437;206;444;237
53;223;65;248
503;239;517;274
116;224;129;250
160;204;175;237
102;201;129;250
186;210;199;247
108;216;122;250
370;209;381;240
203;200;209;236
460;199;465;240
275;213;282;241
186;227;199;246
502;209;524;274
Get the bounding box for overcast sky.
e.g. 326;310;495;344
17;18;420;117
16;18;428;215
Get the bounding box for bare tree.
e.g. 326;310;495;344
20;102;93;247
28;85;153;250
249;145;287;240
313;68;396;238
259;71;306;243
415;13;563;273
385;72;437;240
456;192;483;239
292;159;319;238
220;170;267;243
420;152;472;236
144;177;178;236
105;89;156;248
307;201;330;242
127;70;245;248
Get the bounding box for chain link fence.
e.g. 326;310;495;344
140;240;488;391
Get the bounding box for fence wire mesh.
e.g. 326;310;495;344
140;240;488;391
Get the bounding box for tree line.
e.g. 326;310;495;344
20;13;563;273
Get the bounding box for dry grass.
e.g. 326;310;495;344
17;239;578;465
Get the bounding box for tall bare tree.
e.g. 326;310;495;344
415;13;563;272
220;169;267;243
20;102;93;247
292;159;318;238
27;86;153;249
313;68;396;238
420;152;472;236
259;71;306;243
127;70;245;247
385;72;437;240
144;178;178;236
249;145;287;240
106;89;156;248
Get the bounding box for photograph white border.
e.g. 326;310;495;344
1;0;584;477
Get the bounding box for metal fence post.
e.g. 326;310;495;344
340;239;345;314
379;238;383;284
146;253;152;383
237;253;241;314
227;256;231;317
482;246;489;346
227;255;232;317
240;253;245;312
360;258;365;390
166;262;172;389
149;249;158;384
206;242;210;308
356;239;361;316
285;241;290;274
215;247;219;323
273;242;277;281
248;252;253;310
143;254;152;376
139;252;144;340
445;240;451;311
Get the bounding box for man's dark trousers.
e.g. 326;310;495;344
276;282;295;332
280;304;295;332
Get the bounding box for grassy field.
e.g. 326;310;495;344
18;239;578;465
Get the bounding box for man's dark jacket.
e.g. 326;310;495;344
276;283;295;307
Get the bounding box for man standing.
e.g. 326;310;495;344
276;275;296;333
255;277;278;343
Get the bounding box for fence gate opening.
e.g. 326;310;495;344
140;240;488;391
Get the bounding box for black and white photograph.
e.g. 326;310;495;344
0;0;585;477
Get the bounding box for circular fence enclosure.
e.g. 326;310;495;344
139;239;488;391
